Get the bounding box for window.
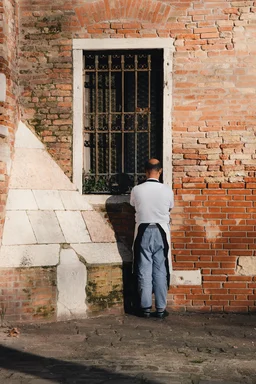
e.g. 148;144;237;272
83;50;163;194
73;39;173;195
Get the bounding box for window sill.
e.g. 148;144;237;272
85;194;130;206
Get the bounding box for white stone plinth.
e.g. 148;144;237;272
57;248;87;320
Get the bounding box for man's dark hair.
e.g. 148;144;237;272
145;160;162;172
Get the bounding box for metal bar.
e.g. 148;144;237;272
95;55;99;179
85;111;154;116
134;54;138;184
94;172;144;176
85;69;150;73
84;73;91;174
108;55;112;179
148;54;151;158
84;130;150;134
121;54;125;173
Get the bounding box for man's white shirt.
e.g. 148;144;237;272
130;179;174;225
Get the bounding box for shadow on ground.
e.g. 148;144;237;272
0;344;161;384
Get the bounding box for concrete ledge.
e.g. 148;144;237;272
85;194;130;206
0;244;60;267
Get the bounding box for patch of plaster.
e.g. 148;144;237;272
194;217;221;242
236;256;256;276
171;270;201;286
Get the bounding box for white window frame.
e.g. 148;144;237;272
73;38;174;194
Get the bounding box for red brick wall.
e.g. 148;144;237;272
0;0;19;242
0;267;57;322
17;0;256;313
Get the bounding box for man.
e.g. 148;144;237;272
130;159;174;319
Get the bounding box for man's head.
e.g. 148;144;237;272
145;158;162;180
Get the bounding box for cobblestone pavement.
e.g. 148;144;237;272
0;312;255;384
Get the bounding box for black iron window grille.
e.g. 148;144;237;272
83;49;163;194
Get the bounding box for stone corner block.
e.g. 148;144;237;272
82;211;116;242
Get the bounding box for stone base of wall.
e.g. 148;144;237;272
0;263;126;323
1;260;255;323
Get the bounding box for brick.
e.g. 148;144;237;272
194;27;218;34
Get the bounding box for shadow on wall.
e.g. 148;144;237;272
0;345;162;383
105;195;140;316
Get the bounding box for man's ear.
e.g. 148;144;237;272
159;168;163;175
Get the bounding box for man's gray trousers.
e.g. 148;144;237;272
137;225;167;311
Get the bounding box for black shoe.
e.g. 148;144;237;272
155;310;169;319
138;309;151;318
